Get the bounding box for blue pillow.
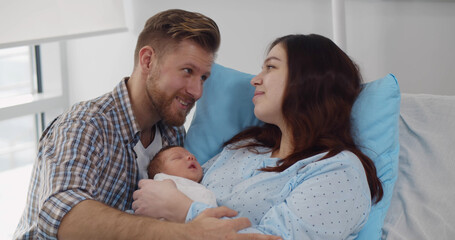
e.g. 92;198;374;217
352;73;400;240
185;63;400;239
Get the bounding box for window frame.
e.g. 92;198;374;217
0;42;69;124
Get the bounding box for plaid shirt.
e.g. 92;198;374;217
14;79;185;239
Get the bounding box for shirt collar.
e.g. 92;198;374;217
113;77;141;145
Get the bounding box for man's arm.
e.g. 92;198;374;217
58;199;281;240
58;200;165;239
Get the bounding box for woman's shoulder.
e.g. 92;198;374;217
297;150;367;180
294;151;371;202
315;150;363;168
330;150;365;170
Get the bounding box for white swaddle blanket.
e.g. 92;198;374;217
154;173;217;207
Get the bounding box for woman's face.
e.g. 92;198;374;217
250;43;288;126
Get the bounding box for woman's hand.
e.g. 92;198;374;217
132;179;193;222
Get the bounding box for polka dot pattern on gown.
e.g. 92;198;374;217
187;146;371;240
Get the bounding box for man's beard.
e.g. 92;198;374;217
146;70;194;126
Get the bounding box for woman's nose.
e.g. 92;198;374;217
250;74;262;86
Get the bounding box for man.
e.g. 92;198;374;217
14;9;280;240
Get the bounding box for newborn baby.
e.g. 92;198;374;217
147;146;217;207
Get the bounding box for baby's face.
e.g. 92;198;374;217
159;147;203;182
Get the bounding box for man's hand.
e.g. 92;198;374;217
182;206;282;240
132;179;192;222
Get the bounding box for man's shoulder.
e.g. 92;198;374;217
46;91;119;136
67;79;129;121
72;91;116;118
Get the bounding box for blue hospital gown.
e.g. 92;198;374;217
186;145;372;240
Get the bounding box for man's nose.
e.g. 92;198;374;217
186;77;203;100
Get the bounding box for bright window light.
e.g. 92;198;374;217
0;46;33;99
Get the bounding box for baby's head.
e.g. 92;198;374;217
148;146;203;182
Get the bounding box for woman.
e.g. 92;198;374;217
133;34;383;239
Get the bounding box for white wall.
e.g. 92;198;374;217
65;0;455;107
346;1;455;96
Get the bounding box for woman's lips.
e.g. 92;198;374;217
252;91;264;103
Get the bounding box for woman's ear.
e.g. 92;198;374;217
138;46;156;73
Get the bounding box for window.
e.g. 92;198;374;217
0;43;67;239
0;115;37;171
0;46;40;170
0;2;127;237
0;46;33;98
1;46;40;170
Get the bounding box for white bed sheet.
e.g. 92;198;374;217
382;94;455;239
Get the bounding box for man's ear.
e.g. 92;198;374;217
138;46;156;72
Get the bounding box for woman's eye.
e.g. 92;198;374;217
183;68;193;74
265;65;275;71
201;75;208;82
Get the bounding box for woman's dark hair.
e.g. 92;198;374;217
225;34;383;204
